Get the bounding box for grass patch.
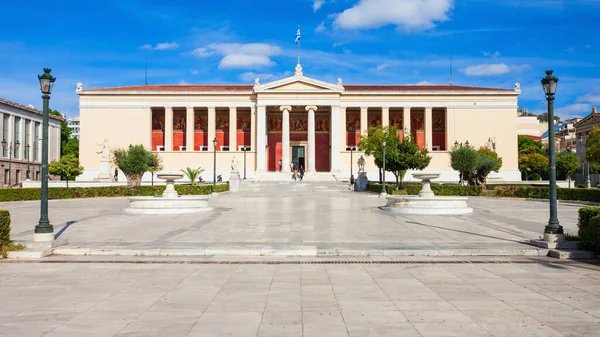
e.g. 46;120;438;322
1;242;24;258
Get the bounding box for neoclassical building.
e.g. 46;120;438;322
77;71;522;182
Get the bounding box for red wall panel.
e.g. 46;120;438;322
194;131;207;150
413;130;425;149
432;132;446;151
152;131;164;150
315;133;330;172
173;131;186;151
215;131;229;151
236;131;251;149
267;134;282;172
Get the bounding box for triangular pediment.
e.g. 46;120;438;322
575;113;600;128
254;75;344;93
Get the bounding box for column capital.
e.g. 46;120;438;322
279;105;292;112
305;105;318;112
185;106;195;111
229;106;237;111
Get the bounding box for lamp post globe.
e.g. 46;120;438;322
212;138;218;193
381;138;387;196
541;70;563;240
34;68;56;242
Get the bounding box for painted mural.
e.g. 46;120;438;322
268;116;283;132
389;115;403;129
173;114;186;130
237;115;251;130
433;113;445;132
268;115;329;132
346;115;360;131
315;116;329;132
368;115;382;128
411;116;424;131
216;115;229;131
152;114;165;131
194;115;208;131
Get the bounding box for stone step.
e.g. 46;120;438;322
547;249;599;260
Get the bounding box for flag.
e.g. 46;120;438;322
295;28;301;44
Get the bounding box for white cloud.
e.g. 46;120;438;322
376;63;390;71
413;70;420;75
482;51;501;58
577;94;600;105
565;46;575;52
333;0;453;30
556;103;592;117
140;42;179;51
220;54;274;69
313;0;325;12
415;80;432;85
315;21;327;33
191;69;198;75
462;63;530;76
190;43;282;69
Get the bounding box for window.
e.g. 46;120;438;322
200;146;208;151
220;146;229;151
179;146;186;151
2;114;8;157
3;169;8;185
13;117;21;158
24;120;30;160
35;171;40;181
15;170;20;184
156;145;165;151
34;122;40;161
238;146;251;151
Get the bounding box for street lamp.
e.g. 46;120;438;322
26;144;31;180
242;146;248;180
381;138;387;196
347;146;355;179
541;70;563;239
213;138;218;193
1;140;19;187
35;68;56;242
579;137;591;188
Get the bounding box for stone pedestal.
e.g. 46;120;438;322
355;173;368;191
95;160;112;182
229;171;241;192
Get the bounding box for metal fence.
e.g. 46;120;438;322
573;173;600;187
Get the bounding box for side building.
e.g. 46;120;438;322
0;98;62;187
77;73;521;182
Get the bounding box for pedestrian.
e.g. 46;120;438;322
114;168;118;182
299;165;304;181
293;167;298;181
289;161;294;172
350;174;355;191
279;159;282;172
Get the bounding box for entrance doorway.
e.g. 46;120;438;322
292;146;305;170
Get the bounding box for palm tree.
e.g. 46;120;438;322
181;167;204;185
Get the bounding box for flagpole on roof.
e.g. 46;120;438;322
297;25;301;65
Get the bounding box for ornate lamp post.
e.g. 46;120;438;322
381;138;387;196
541;70;563;240
26;144;31;180
213;138;218;193
347;146;355;179
35;68;56;242
1;140;19;187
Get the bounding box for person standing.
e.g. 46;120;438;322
350;174;355;191
289;161;294;172
279;159;282;172
299;165;304;181
114;168;119;182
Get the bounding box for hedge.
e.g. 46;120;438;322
0;210;9;247
367;183;483;196
494;186;600;203
578;207;600;253
0;184;229;202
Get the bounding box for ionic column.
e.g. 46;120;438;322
186;107;194;151
165;107;173;151
229;107;237;151
280;105;292;172
208;107;216;150
330;106;341;172
360;107;368;137
255;105;266;173
250;106;256;152
340;107;347;149
306;105;318;172
403;107;411;137
382;107;389;127
425;107;433;151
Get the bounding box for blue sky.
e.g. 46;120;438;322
1;0;599;119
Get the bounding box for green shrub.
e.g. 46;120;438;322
493;186;600;202
528;173;542;181
366;183;483;196
578;208;600;253
0;210;10;247
0;184;229;202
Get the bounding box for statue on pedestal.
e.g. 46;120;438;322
355;155;368;191
96;139;110;161
94;139;112;182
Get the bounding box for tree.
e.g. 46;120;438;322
181;167;204;185
62;137;79;158
537;112;560;124
450;144;479;185
358;126;431;189
518;135;544;155
556;151;580;187
112;145;155;187
518;153;548;180
585;126;600;165
475;147;502;187
147;152;163;186
48;154;84;188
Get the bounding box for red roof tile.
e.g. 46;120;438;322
343;84;512;92
87;85;254;92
